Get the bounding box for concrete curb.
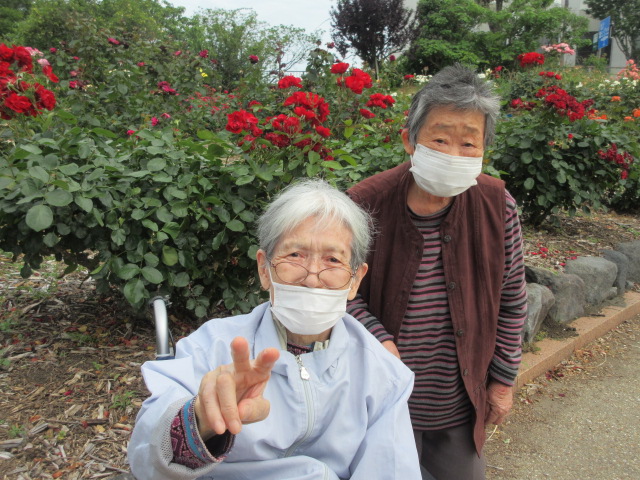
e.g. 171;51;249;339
515;290;640;388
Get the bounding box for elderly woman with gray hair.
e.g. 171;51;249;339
347;64;528;479
128;179;422;479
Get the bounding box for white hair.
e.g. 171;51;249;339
257;179;372;268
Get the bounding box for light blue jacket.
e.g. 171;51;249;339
128;302;420;479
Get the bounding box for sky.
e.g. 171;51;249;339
167;0;336;44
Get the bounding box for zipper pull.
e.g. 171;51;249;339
295;355;310;380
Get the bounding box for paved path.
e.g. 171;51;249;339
484;313;640;480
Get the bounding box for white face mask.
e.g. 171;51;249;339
269;272;351;336
409;144;483;198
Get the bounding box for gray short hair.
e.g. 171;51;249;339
257;179;372;269
406;64;501;148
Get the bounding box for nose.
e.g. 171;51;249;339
301;260;324;288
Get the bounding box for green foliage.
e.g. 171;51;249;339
585;0;640;61
0;0;33;43
487;68;639;226
409;0;589;71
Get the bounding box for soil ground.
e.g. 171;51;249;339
484;312;640;480
1;210;640;479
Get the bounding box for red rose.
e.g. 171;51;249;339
249;55;259;64
69;80;79;89
359;108;375;119
107;37;121;45
199;50;209;58
49;47;57;54
330;62;350;74
277;75;303;89
42;65;59;83
4;92;34;114
35;84;56;110
517;52;545;68
12;45;33;72
0;43;14;62
265;132;290;148
389;55;396;62
315;125;331;138
225;109;259;134
404;74;414;80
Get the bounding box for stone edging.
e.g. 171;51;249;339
515;290;640;389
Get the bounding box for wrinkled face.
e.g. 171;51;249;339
403;105;485;158
256;216;367;301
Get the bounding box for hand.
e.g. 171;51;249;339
484;381;514;426
194;337;280;439
381;340;401;359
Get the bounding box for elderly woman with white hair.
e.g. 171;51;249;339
347;64;529;479
128;179;422;479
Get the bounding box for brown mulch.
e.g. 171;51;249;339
1;210;640;479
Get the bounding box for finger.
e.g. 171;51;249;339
216;371;242;434
251;348;280;377
230;337;251;374
198;373;227;436
238;397;271;425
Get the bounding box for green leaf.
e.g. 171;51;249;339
144;252;160;267
247;245;259;260
344;127;354;138
172;272;190;288
521;152;533;164
141;266;163;284
92;128;117;138
146;146;166;155
28;166;50;184
156;207;173;223
117;84;128;95
45;189;73;207
162;222;181;239
59;163;79;175
20;144;42;155
118;264;140;280
197;130;215;140
78;142;92;159
226;219;245;232
147;158;167;171
111;228;126;245
322;161;343;170
131;209;146;220
236;175;255;185
74;195;93;213
213;206;230;223
26;204;53;231
142;219;159;231
43;232;59;247
524;178;535;190
123;278;145;304
162;245;179;266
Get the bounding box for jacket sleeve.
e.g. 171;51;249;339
347;294;395;343
490;190;528;386
348;370;422;479
128;335;230;479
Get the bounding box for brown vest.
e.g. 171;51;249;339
348;161;506;453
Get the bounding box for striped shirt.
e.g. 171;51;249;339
348;190;527;430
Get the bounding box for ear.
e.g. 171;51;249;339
347;263;368;301
401;129;414;156
256;249;271;291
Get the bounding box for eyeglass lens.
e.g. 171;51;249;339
273;262;352;289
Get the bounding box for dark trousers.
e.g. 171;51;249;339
414;423;486;480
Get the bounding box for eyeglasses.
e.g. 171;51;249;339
270;261;354;290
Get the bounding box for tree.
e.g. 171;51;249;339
407;0;589;72
585;0;640;61
184;8;317;90
0;0;33;43
330;0;417;72
405;0;486;73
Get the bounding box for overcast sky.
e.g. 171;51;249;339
167;0;335;43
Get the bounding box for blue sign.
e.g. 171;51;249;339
598;16;610;49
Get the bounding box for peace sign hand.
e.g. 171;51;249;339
194;337;280;440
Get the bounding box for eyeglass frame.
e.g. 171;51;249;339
268;259;356;290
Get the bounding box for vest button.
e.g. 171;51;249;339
456;329;464;337
448;282;456;290
443;234;452;243
462;368;469;376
